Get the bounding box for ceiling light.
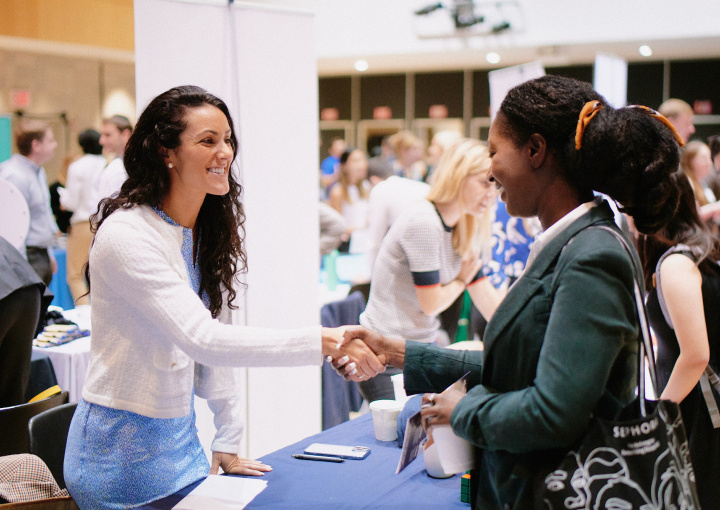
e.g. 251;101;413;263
639;45;653;57
354;60;369;72
486;52;501;64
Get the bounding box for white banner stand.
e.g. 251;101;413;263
488;61;546;121
135;0;320;459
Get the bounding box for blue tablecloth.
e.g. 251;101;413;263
140;414;469;509
49;248;74;310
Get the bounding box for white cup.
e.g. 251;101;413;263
369;399;403;441
423;440;452;479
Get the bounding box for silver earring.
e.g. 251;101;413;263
168;163;173;169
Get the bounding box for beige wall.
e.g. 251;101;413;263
0;0;135;182
0;48;135;183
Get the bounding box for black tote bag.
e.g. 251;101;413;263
537;226;701;510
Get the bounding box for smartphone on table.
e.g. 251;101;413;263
304;443;371;460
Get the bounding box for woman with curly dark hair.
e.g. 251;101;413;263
64;85;382;509
340;75;684;508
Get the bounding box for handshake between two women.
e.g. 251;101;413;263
321;326;404;381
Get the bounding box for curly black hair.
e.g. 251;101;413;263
498;75;681;234
89;85;246;318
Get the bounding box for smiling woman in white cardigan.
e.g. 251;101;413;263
63;86;383;510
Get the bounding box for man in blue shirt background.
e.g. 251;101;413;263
0;120;59;285
320;137;346;195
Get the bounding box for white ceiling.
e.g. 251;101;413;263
1;0;718;76
309;0;720;75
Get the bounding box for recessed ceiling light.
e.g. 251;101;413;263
354;59;369;72
639;45;653;57
486;52;501;64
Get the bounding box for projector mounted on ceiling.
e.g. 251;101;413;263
412;0;521;38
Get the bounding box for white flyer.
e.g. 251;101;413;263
172;475;268;510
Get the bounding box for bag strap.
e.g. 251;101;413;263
654;244;720;428
699;371;720;428
654;244;696;329
591;226;659;414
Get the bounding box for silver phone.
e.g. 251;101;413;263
304;443;371;459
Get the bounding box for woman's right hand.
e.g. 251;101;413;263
322;327;385;381
331;326;406;380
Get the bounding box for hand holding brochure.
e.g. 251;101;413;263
395;372;474;475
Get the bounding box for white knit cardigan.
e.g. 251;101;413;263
82;205;322;453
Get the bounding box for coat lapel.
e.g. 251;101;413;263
482;202;616;355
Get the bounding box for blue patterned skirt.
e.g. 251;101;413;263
64;397;209;509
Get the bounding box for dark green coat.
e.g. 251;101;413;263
404;202;639;509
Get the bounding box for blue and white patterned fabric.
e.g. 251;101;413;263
64;208;209;509
485;198;535;288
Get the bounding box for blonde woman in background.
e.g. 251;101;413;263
680;141;720;222
328;147;370;252
358;139;502;402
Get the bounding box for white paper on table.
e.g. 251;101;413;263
432;424;475;475
391;373;408;406
172;475;268;510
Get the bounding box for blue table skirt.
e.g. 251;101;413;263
140;413;469;509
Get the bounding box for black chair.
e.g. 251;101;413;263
28;401;78;489
0;391;69;457
26;352;59;402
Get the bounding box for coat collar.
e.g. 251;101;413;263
482;200;617;353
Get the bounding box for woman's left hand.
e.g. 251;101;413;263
210;452;272;476
420;388;464;430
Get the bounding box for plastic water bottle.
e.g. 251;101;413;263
325;249;339;291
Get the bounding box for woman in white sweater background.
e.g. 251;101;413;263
63;86;382;509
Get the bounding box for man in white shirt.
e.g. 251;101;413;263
59;129;106;304
96;115;133;206
658;98;695;144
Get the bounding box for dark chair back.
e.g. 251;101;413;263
28;402;78;489
0;496;79;509
0;391;69;457
321;291;366;430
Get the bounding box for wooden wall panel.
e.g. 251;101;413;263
0;0;133;51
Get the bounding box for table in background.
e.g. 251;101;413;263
31;336;90;402
141;413;468;509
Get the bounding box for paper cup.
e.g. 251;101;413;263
369;400;403;441
423;440;452;479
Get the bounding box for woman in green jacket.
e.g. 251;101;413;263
337;75;684;509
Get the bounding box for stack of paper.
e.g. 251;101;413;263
172;475;268;510
33;324;90;347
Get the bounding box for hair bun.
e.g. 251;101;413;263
577;107;681;234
